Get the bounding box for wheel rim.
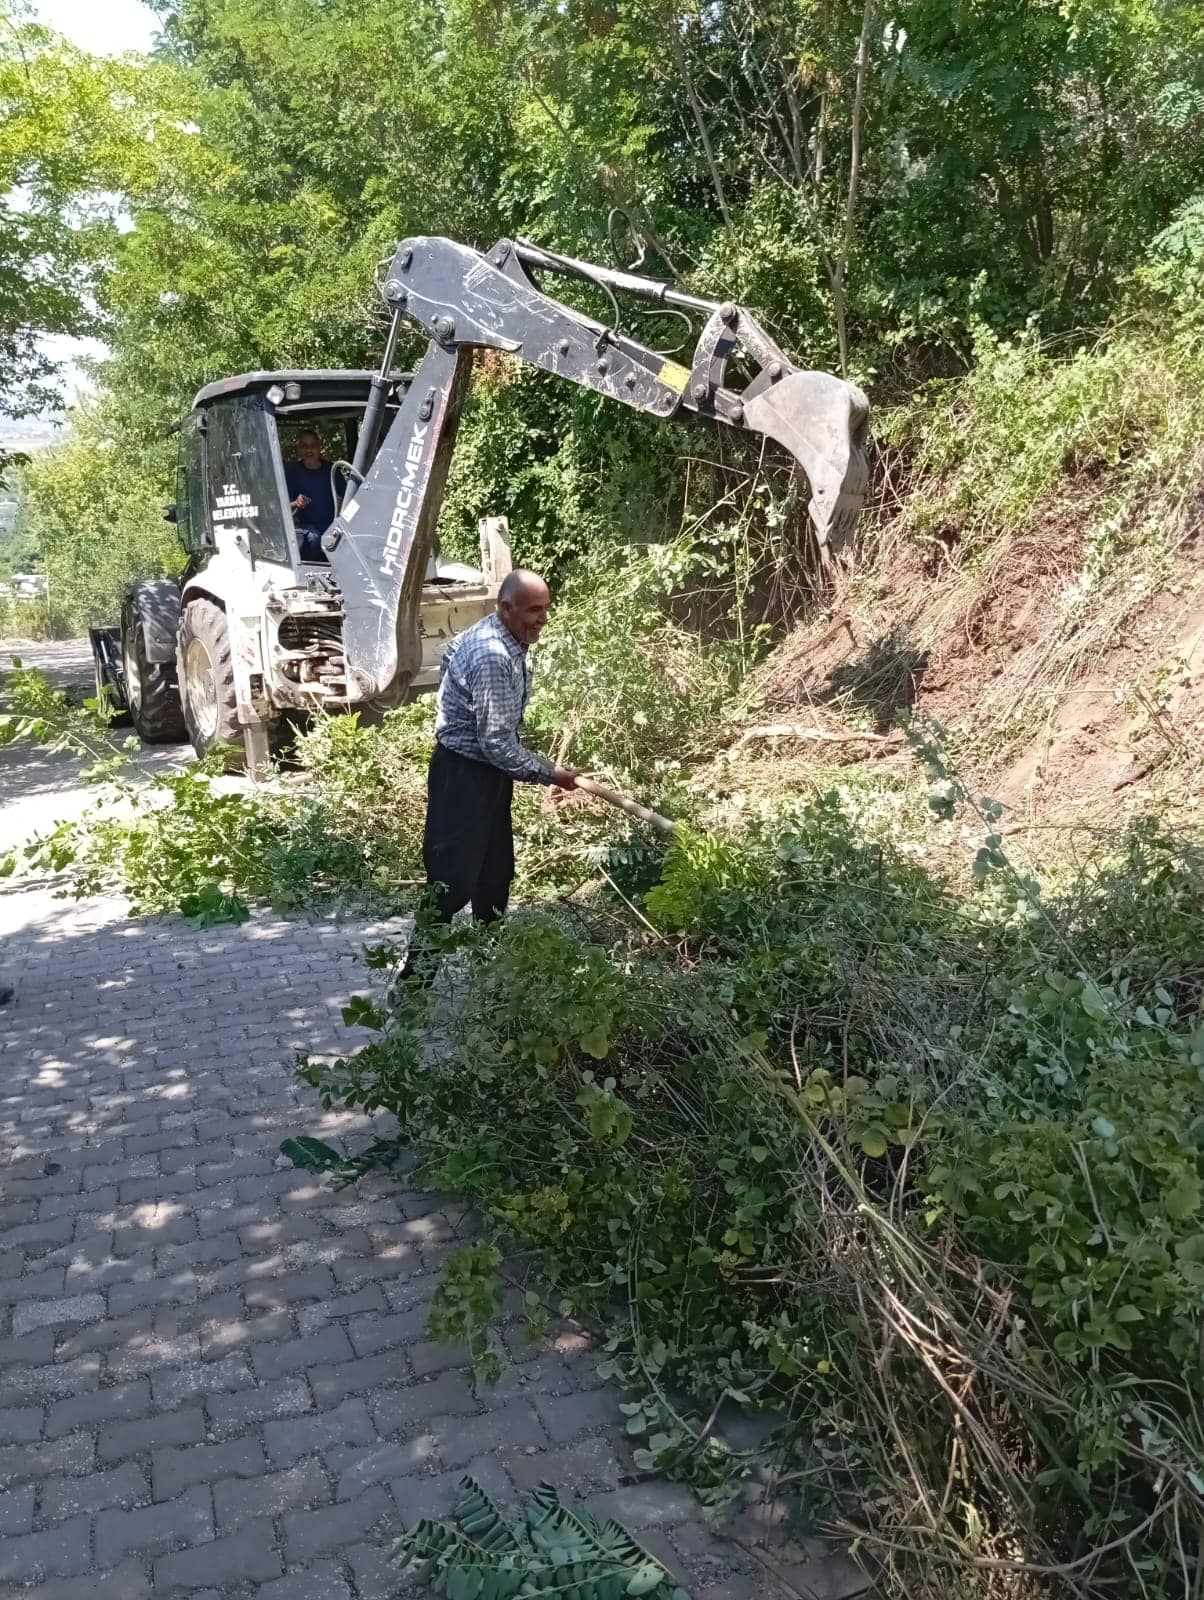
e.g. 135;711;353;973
184;637;219;741
123;631;142;715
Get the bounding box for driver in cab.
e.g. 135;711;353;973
285;429;345;561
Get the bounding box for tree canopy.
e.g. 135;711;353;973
4;0;1204;617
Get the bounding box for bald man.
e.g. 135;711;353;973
398;569;578;986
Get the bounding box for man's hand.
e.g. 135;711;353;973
551;765;579;790
290;493;311;512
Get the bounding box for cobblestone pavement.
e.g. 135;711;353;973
0;641;869;1599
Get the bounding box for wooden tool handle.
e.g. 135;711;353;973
574;775;676;834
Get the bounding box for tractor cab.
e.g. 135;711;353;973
177;370;409;576
178;370;488;591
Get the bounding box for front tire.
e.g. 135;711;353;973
177;599;241;762
120;593;185;743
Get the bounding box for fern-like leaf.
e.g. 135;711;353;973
392;1477;690;1600
279;1133;402;1189
527;1484;668;1577
453;1476;525;1556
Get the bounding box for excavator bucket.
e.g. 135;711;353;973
742;370;871;554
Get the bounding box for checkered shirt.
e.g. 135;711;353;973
434;611;554;784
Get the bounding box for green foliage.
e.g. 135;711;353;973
426;1242;507;1387
14;399;181;633
301;777;1204;1593
17;0;1204;619
392;1476;690;1600
888;323;1197;551
2;670;427;920
0;656;130;782
0;6;144;414
1142;193;1204;328
279;1134;404;1190
526;541;737;783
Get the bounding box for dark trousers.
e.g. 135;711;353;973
403;744;514;979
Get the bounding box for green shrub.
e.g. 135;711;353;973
1141;193;1204;329
887;323;1192;549
527;541;739;783
301;788;1204;1595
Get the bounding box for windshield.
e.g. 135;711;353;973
202;395;293;565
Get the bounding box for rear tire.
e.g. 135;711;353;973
120;594;185;744
177;599;242;763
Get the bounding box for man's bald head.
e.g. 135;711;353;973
497;568;551;647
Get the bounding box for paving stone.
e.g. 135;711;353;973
281;1484;394;1563
107;1332;202;1378
370;1369;480;1437
99;1405;206;1464
41;1461;149;1522
197;1307;291;1358
264;1397;376;1467
330;1249;418;1289
94;1482;214;1567
0;1404;44;1443
438;1399;549;1470
206;1374;312;1437
213;1457;331;1531
109;1269;199;1316
693;1576;764;1600
346;1306;426;1356
0;1328;56;1367
256;1560;353;1600
0;1432;94;1486
150;1352;254;1410
295;1284;388;1334
0;1353;100;1404
112;1213;198;1256
329;1435;439;1498
152;1518;283;1589
152;1436;266;1501
0;1482;35;1535
46;1377;151;1438
503;1434;624;1495
530;1385;625;1444
346;1539;405;1600
0;1513;91;1583
63;1250;156;1295
586;1480;701;1529
390;1453;514;1527
7;1557;153;1600
3;1216;74;1253
56;1307;155;1360
309;1347;411;1406
407;1338;467;1377
751;1541;873;1600
250;1324;354;1380
244;1266;336;1309
196;1203;264;1238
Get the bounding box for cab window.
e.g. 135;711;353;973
176;413;210;555
202;395;292;565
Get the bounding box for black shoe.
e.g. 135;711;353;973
0;985;13;1006
385;959;436;1013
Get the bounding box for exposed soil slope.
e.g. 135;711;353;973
750;506;1204;825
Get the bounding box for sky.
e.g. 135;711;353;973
36;0;158;56
31;2;158;407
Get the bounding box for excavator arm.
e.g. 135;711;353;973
323;235;869;702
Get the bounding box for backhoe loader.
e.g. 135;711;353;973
92;235;869;773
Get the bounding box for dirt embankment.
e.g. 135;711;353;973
745;497;1204;826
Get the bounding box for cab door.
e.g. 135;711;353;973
201;396;294;567
176;412;212;562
